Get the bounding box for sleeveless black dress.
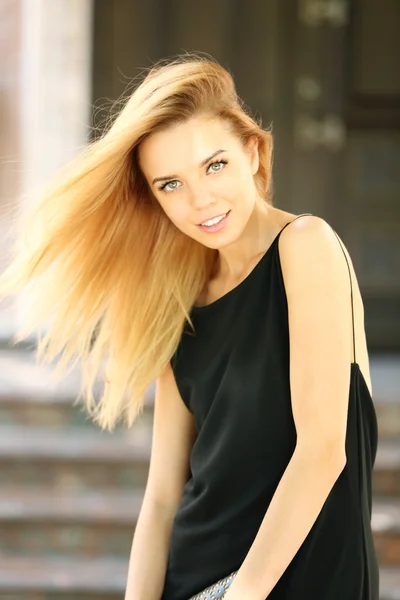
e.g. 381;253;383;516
161;213;379;600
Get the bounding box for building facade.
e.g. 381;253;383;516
2;0;399;349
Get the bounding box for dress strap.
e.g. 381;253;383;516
331;230;356;364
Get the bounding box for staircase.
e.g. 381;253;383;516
370;355;400;595
0;334;399;599
0;333;153;600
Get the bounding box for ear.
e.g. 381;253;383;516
246;136;259;175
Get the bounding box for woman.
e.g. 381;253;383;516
0;54;379;599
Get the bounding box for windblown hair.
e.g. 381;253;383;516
0;52;273;430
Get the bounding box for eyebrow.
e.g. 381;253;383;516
152;149;227;185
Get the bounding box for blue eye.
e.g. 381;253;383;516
159;159;228;193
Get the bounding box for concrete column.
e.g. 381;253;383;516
0;0;93;340
19;0;94;196
0;0;23;339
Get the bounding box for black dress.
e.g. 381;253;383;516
161;213;379;600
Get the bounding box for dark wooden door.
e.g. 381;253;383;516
91;0;290;129
91;0;297;201
92;0;400;350
287;0;400;350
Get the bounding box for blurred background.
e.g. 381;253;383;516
0;0;399;599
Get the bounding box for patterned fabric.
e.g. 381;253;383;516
188;571;237;600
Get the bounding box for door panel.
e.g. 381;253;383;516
289;0;400;349
344;1;400;348
92;0;281;133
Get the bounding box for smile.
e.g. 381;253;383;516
197;210;231;233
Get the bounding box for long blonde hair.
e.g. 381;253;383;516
0;52;273;430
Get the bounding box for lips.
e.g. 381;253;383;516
197;211;228;226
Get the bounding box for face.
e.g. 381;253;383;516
137;114;260;249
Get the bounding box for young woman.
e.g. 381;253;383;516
0;54;379;599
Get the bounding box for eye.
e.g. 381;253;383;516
207;159;228;174
160;180;181;193
159;159;228;193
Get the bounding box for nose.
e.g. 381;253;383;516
189;186;217;213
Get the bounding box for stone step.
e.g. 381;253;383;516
374;439;400;497
0;426;152;460
369;347;400;444
376;404;400;438
0;393;154;431
370;355;400;405
0;347;155;430
0;426;151;492
0;488;142;557
0;486;399;565
373;497;400;566
0;595;121;600
0;458;147;493
1;426;400;495
0;556;397;600
0;555;127;600
2;387;399;440
1;346;400;439
380;567;400;600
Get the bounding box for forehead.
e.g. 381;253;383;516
138;115;240;175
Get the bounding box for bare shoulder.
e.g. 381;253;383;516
280;214;336;248
276;215;359;295
278;214;352;280
278;215;350;286
277;214;372;395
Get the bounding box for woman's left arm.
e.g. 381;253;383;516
224;216;354;600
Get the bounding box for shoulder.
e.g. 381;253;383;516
278;214;346;267
279;214;338;252
277;214;352;298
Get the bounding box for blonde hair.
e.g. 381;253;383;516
0;52;273;431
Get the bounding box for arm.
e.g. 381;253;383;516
125;361;197;600
224;216;353;600
124;497;177;600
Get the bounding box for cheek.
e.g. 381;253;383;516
219;165;248;193
217;176;247;206
157;195;190;227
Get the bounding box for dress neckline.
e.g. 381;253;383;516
191;228;280;313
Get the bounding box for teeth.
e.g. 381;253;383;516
201;213;226;226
